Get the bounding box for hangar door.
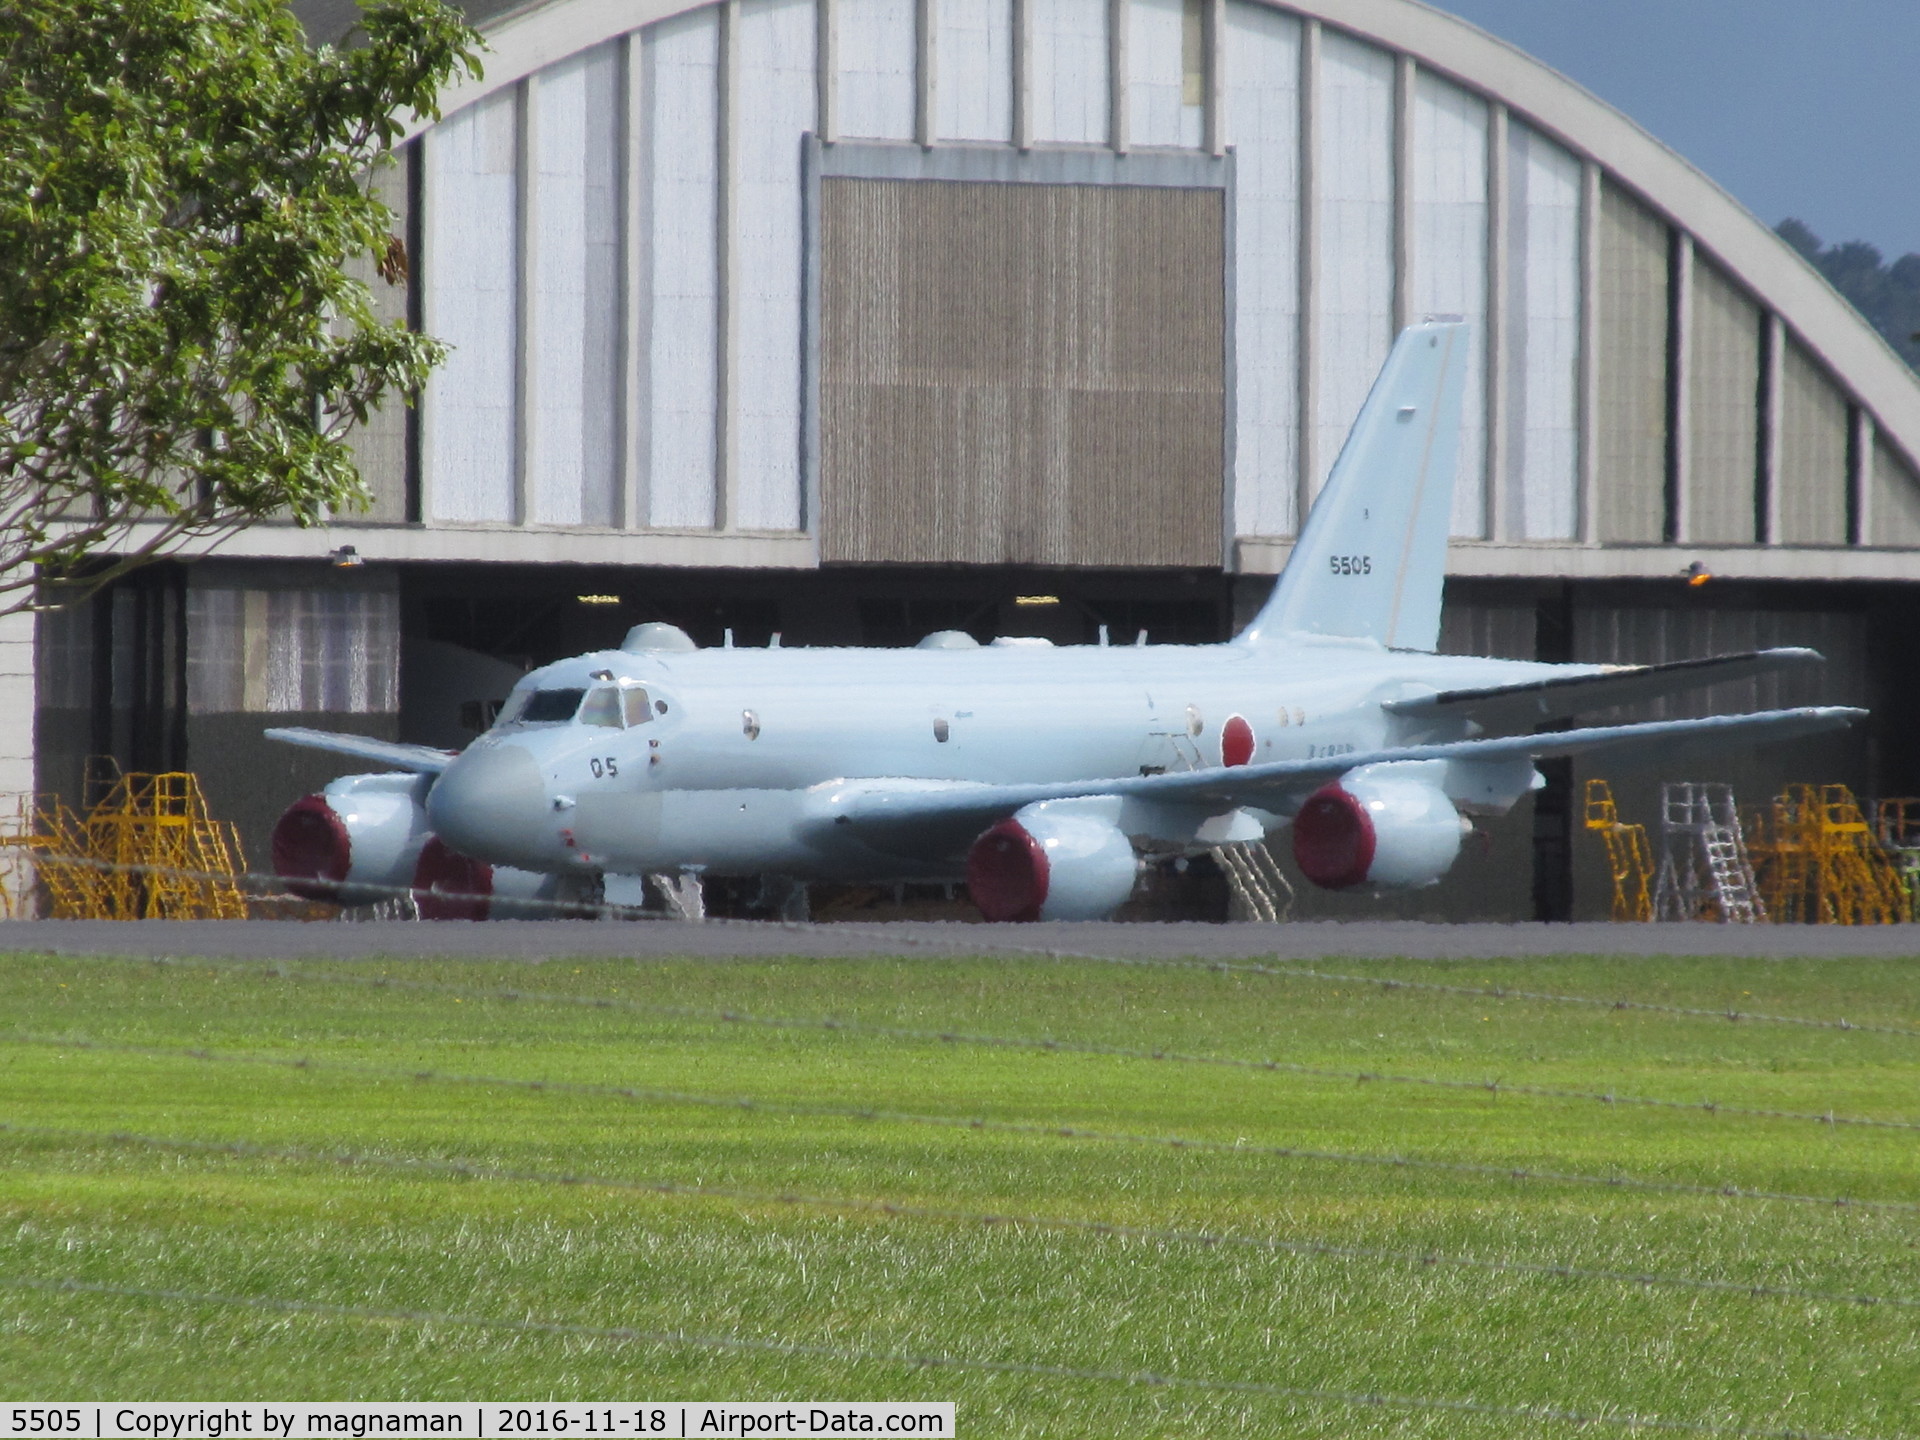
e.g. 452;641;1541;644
819;179;1225;567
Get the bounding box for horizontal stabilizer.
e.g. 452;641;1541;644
1384;648;1825;732
265;727;457;775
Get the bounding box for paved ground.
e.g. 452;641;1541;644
1;918;1915;960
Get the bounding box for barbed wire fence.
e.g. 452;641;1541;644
3;1029;1913;1216
0;1276;1880;1440
3;1117;1911;1313
40;954;1920;1135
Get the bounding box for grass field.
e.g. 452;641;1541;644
0;943;1916;1436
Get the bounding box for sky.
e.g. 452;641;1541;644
1428;0;1920;260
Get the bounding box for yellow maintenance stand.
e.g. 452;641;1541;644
1746;784;1907;925
1582;779;1654;922
0;765;252;920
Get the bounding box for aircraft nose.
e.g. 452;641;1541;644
427;741;551;867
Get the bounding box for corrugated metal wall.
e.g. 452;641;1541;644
1594;179;1668;544
1411;71;1488;538
642;12;722;527
343;161;412;522
1314;32;1394;501
1872;435;1920;546
1503;120;1581;540
1776;336;1850;545
394;0;1917;569
819;178;1224;566
424;87;519;523
1224;3;1300;537
1685;257;1759;543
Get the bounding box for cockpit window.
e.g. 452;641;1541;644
579;686;623;728
519;687;586;723
622;686;653;727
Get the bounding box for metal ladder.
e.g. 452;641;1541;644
1652;782;1765;923
1213;838;1296;922
1158;731;1295;922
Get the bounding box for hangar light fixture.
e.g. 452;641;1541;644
576;594;621;605
1013;594;1061;606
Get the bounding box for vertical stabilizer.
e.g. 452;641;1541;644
1234;321;1468;652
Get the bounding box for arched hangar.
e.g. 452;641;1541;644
24;0;1920;918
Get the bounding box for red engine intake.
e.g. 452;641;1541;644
1292;783;1377;890
270;794;355;901
967;818;1049;923
411;836;495;921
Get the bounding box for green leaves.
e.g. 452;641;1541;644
0;0;481;608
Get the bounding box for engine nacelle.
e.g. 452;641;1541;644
1292;768;1469;891
409;835;582;921
967;798;1140;922
272;773;435;905
273;773;562;917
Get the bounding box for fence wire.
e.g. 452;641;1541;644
11;852;1918;1043
0;1276;1882;1440
67;955;1919;1136
821;925;1920;1040
4;1118;1911;1314
3;1030;1912;1215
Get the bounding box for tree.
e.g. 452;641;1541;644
1776;218;1920;375
0;0;481;612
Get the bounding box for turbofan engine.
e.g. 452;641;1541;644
272;772;435;906
966;798;1140;922
1291;765;1472;890
271;772;562;918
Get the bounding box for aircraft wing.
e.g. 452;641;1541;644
812;706;1861;852
1382;648;1824;733
264;727;458;775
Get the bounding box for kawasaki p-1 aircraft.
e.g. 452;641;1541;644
268;320;1858;920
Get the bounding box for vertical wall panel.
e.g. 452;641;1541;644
1593;178;1666;543
1504;121;1579;540
1685;258;1759;543
424;90;518;523
937;0;1014;142
642;12;721;528
1225;0;1299;536
1129;0;1202;148
1409;71;1487;537
839;0;916;140
342;158;412;521
1870;435;1920;546
1032;0;1109;144
734;0;814;531
1776;336;1849;544
1313;32;1393;498
531;45;621;527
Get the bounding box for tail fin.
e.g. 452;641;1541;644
1234;320;1469;652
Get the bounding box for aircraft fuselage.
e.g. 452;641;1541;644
425;637;1571;882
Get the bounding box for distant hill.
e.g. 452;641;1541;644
1777;219;1920;374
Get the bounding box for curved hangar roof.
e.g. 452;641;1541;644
310;0;1920;582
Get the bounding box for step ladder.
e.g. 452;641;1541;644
1652;782;1765;923
1212;839;1296;922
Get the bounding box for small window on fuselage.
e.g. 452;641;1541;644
519;687;587;723
622;687;653;727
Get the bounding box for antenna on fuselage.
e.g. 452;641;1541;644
724;628;734;648
1098;625;1109;647
1134;630;1148;647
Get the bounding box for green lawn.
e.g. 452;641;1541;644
0;946;1915;1436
